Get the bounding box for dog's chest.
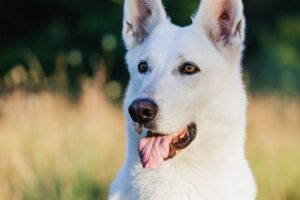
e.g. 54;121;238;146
113;164;252;200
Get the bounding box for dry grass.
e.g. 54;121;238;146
247;95;300;200
0;80;124;200
0;81;299;200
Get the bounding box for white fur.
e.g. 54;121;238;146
110;0;256;199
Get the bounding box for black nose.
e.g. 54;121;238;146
128;98;158;123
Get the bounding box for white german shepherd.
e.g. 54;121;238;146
110;0;256;199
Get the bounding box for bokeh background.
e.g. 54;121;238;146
0;0;299;200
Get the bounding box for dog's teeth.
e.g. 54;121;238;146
134;123;143;134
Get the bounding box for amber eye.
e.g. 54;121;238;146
180;62;200;75
138;61;149;74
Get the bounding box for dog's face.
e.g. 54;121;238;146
123;0;245;169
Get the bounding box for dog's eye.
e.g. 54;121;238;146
179;62;200;75
138;61;149;74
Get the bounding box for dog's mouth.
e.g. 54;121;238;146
137;123;197;169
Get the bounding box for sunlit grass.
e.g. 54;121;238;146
0;80;124;200
0;82;299;200
247;96;300;200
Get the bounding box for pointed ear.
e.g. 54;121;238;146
122;0;167;49
194;0;245;49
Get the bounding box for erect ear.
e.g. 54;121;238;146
194;0;245;49
122;0;167;49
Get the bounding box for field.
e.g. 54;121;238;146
0;80;299;200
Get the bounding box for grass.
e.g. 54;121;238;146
0;80;299;200
247;96;300;200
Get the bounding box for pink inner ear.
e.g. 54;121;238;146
216;0;235;44
134;0;152;42
194;0;244;47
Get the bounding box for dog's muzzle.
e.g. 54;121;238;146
128;98;197;170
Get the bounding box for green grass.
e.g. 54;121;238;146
0;84;299;200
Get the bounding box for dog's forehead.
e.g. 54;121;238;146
144;24;213;67
142;24;180;63
126;22;217;74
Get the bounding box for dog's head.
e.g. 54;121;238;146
123;0;246;169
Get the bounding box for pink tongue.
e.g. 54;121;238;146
138;135;173;169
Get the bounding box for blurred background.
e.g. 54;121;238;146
0;0;299;200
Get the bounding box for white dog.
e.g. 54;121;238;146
109;0;256;199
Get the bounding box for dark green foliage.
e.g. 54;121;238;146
0;0;299;95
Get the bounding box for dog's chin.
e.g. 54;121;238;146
136;123;197;169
